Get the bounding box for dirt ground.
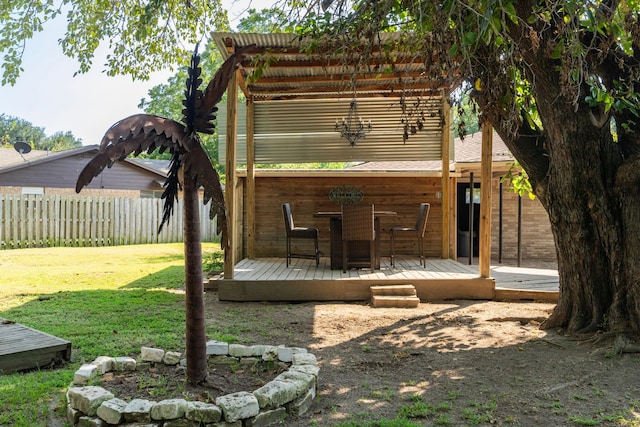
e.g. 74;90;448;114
89;293;640;427
57;257;639;426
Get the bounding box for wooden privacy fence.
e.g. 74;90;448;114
0;194;218;249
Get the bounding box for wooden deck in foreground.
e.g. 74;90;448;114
0;319;71;374
215;257;559;302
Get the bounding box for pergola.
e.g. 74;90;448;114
212;32;494;281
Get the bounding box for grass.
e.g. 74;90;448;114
0;242;221;427
2;244;639;427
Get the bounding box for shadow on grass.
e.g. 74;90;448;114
0;266;192;362
118;265;185;290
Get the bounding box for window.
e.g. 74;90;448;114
21;187;44;195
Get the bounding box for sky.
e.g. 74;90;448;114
0;0;269;147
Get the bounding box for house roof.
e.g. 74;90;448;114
0;146;97;173
0;147;52;168
346;159;451;172
212;32;460;101
454;130;512;163
126;158;170;176
346;130;513;171
0;145;169;178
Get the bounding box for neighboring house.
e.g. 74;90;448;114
349;131;557;262
0;146;220;249
0;145;169;197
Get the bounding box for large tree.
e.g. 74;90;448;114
310;0;640;338
4;1;640;341
0;0;229;85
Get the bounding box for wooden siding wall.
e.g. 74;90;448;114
0;154;162;191
0;194;218;249
241;175;443;259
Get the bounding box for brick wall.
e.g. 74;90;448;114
490;179;556;261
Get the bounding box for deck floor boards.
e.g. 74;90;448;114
216;256;559;302
0;319;71;374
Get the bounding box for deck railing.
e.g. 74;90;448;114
0;194;218;249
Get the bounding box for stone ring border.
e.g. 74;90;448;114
66;341;319;426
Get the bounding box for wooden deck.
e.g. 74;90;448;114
215;256;559;302
0;319;71;374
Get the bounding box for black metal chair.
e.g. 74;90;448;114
390;203;430;268
341;204;376;273
282;203;319;267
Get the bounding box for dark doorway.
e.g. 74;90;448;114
457;182;480;257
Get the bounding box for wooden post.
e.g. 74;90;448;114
246;97;256;259
223;70;239;279
441;95;451;259
479;123;493;278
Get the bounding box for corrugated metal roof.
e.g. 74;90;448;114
211;32;458;101
219;97;448;164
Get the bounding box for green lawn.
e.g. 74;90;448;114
0;242;220;426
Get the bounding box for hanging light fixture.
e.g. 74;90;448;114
335;97;372;146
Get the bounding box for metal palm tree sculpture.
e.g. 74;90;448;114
75;45;250;384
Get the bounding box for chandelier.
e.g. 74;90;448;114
335;98;372;146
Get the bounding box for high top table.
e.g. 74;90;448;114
313;211;396;270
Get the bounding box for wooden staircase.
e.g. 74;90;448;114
370;284;420;308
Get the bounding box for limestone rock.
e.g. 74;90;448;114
185;401;222;423
163;351;182;365
123;398;155;422
92;356;114;374
150;398;188;420
113;356;137;371
216;391;260;422
73;363;99;385
67;386;114;417
292;352;317;366
140;347;165;363
96;398;127;424
276;346;307;363
206;340;229;356
229;344;255;357
253;380;298;409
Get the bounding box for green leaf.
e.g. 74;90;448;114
449;43;459;56
463;31;477;46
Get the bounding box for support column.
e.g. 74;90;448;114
479;124;493;278
441;95;451;259
246;97;256;259
223;71;239;279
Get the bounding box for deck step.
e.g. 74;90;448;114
370;284;420;308
370;285;417;296
371;295;421;308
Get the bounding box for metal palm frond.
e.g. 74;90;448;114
76;45;251;249
184;44;254;136
75;114;188;193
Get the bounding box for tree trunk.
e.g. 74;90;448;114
535;105;618;333
499;88;640;335
183;172;207;384
476;3;640;336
